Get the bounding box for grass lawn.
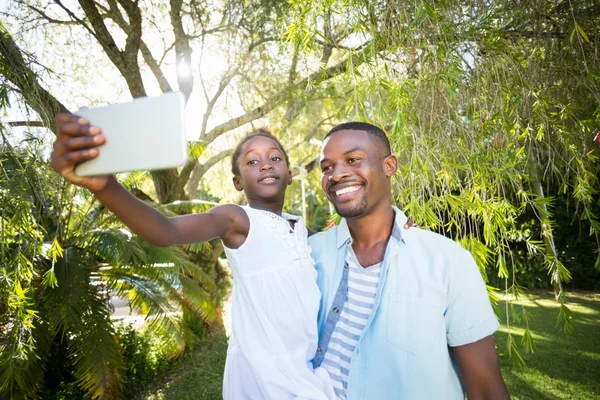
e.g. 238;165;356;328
140;327;228;400
140;291;599;399
495;290;600;400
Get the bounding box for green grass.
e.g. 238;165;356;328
140;327;228;400
495;291;600;400
140;291;600;400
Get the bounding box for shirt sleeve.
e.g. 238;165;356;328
445;248;500;347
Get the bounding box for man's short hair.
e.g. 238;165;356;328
324;122;392;156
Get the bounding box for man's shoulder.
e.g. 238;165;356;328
404;228;466;257
308;226;338;248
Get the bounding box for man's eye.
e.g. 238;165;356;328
348;157;360;164
321;166;332;173
247;160;258;165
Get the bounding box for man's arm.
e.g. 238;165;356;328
452;335;510;400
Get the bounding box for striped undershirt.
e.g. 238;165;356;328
321;247;381;398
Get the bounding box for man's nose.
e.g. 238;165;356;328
329;164;350;182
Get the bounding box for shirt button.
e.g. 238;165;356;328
317;347;323;354
344;262;349;269
333;307;340;314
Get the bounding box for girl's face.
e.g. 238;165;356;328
233;136;292;202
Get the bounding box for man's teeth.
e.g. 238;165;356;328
335;186;361;196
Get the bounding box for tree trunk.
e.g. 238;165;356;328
151;169;186;203
0;26;69;130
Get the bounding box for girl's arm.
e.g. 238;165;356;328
95;178;248;248
52;113;249;249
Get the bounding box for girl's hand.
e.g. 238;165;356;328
51;113;113;193
404;219;419;229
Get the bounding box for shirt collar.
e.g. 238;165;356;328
282;212;301;222
335;206;408;248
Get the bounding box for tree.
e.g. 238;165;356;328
285;0;599;357
0;0;368;202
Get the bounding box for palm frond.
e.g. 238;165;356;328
177;274;217;322
157;199;218;215
40;247;122;399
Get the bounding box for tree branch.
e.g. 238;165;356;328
288;50;299;85
171;40;383;191
201;68;238;136
77;0;146;97
0;25;69;132
283;38;334;124
116;0;143;70
502;29;569;40
25;3;79;25
185;148;234;197
6;121;46;127
139;42;173;92
105;0;172;92
75;0;123;65
54;0;96;37
203;41;377;144
169;0;194;99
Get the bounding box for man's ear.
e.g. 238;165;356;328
232;176;243;191
384;155;398;177
287;169;293;185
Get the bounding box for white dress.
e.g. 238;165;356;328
222;206;337;400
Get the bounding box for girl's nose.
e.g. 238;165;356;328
260;162;274;171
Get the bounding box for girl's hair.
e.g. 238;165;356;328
231;129;290;176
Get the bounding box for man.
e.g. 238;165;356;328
309;122;509;399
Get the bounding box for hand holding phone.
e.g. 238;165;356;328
51;114;113;193
61;91;188;178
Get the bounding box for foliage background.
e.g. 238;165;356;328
1;0;599;398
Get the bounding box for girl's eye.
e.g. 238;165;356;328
247;160;258;165
271;156;282;162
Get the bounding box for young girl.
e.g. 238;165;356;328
51;116;338;399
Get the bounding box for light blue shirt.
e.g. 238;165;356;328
308;207;500;399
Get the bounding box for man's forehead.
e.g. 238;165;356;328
320;129;376;158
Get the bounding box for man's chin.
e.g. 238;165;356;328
334;204;366;219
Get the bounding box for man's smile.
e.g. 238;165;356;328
329;183;364;200
334;185;362;196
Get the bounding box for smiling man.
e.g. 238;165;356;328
308;122;510;400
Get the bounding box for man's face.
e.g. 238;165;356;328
319;129;397;219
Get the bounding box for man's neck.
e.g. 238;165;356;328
346;204;395;248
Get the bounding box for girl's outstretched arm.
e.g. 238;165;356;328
52;113;248;248
95;180;248;248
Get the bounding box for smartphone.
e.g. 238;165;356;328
74;91;188;177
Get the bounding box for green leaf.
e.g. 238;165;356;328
188;141;207;160
576;23;591;44
48;239;63;262
42;267;58;289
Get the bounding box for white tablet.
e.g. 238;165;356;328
74;91;188;177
